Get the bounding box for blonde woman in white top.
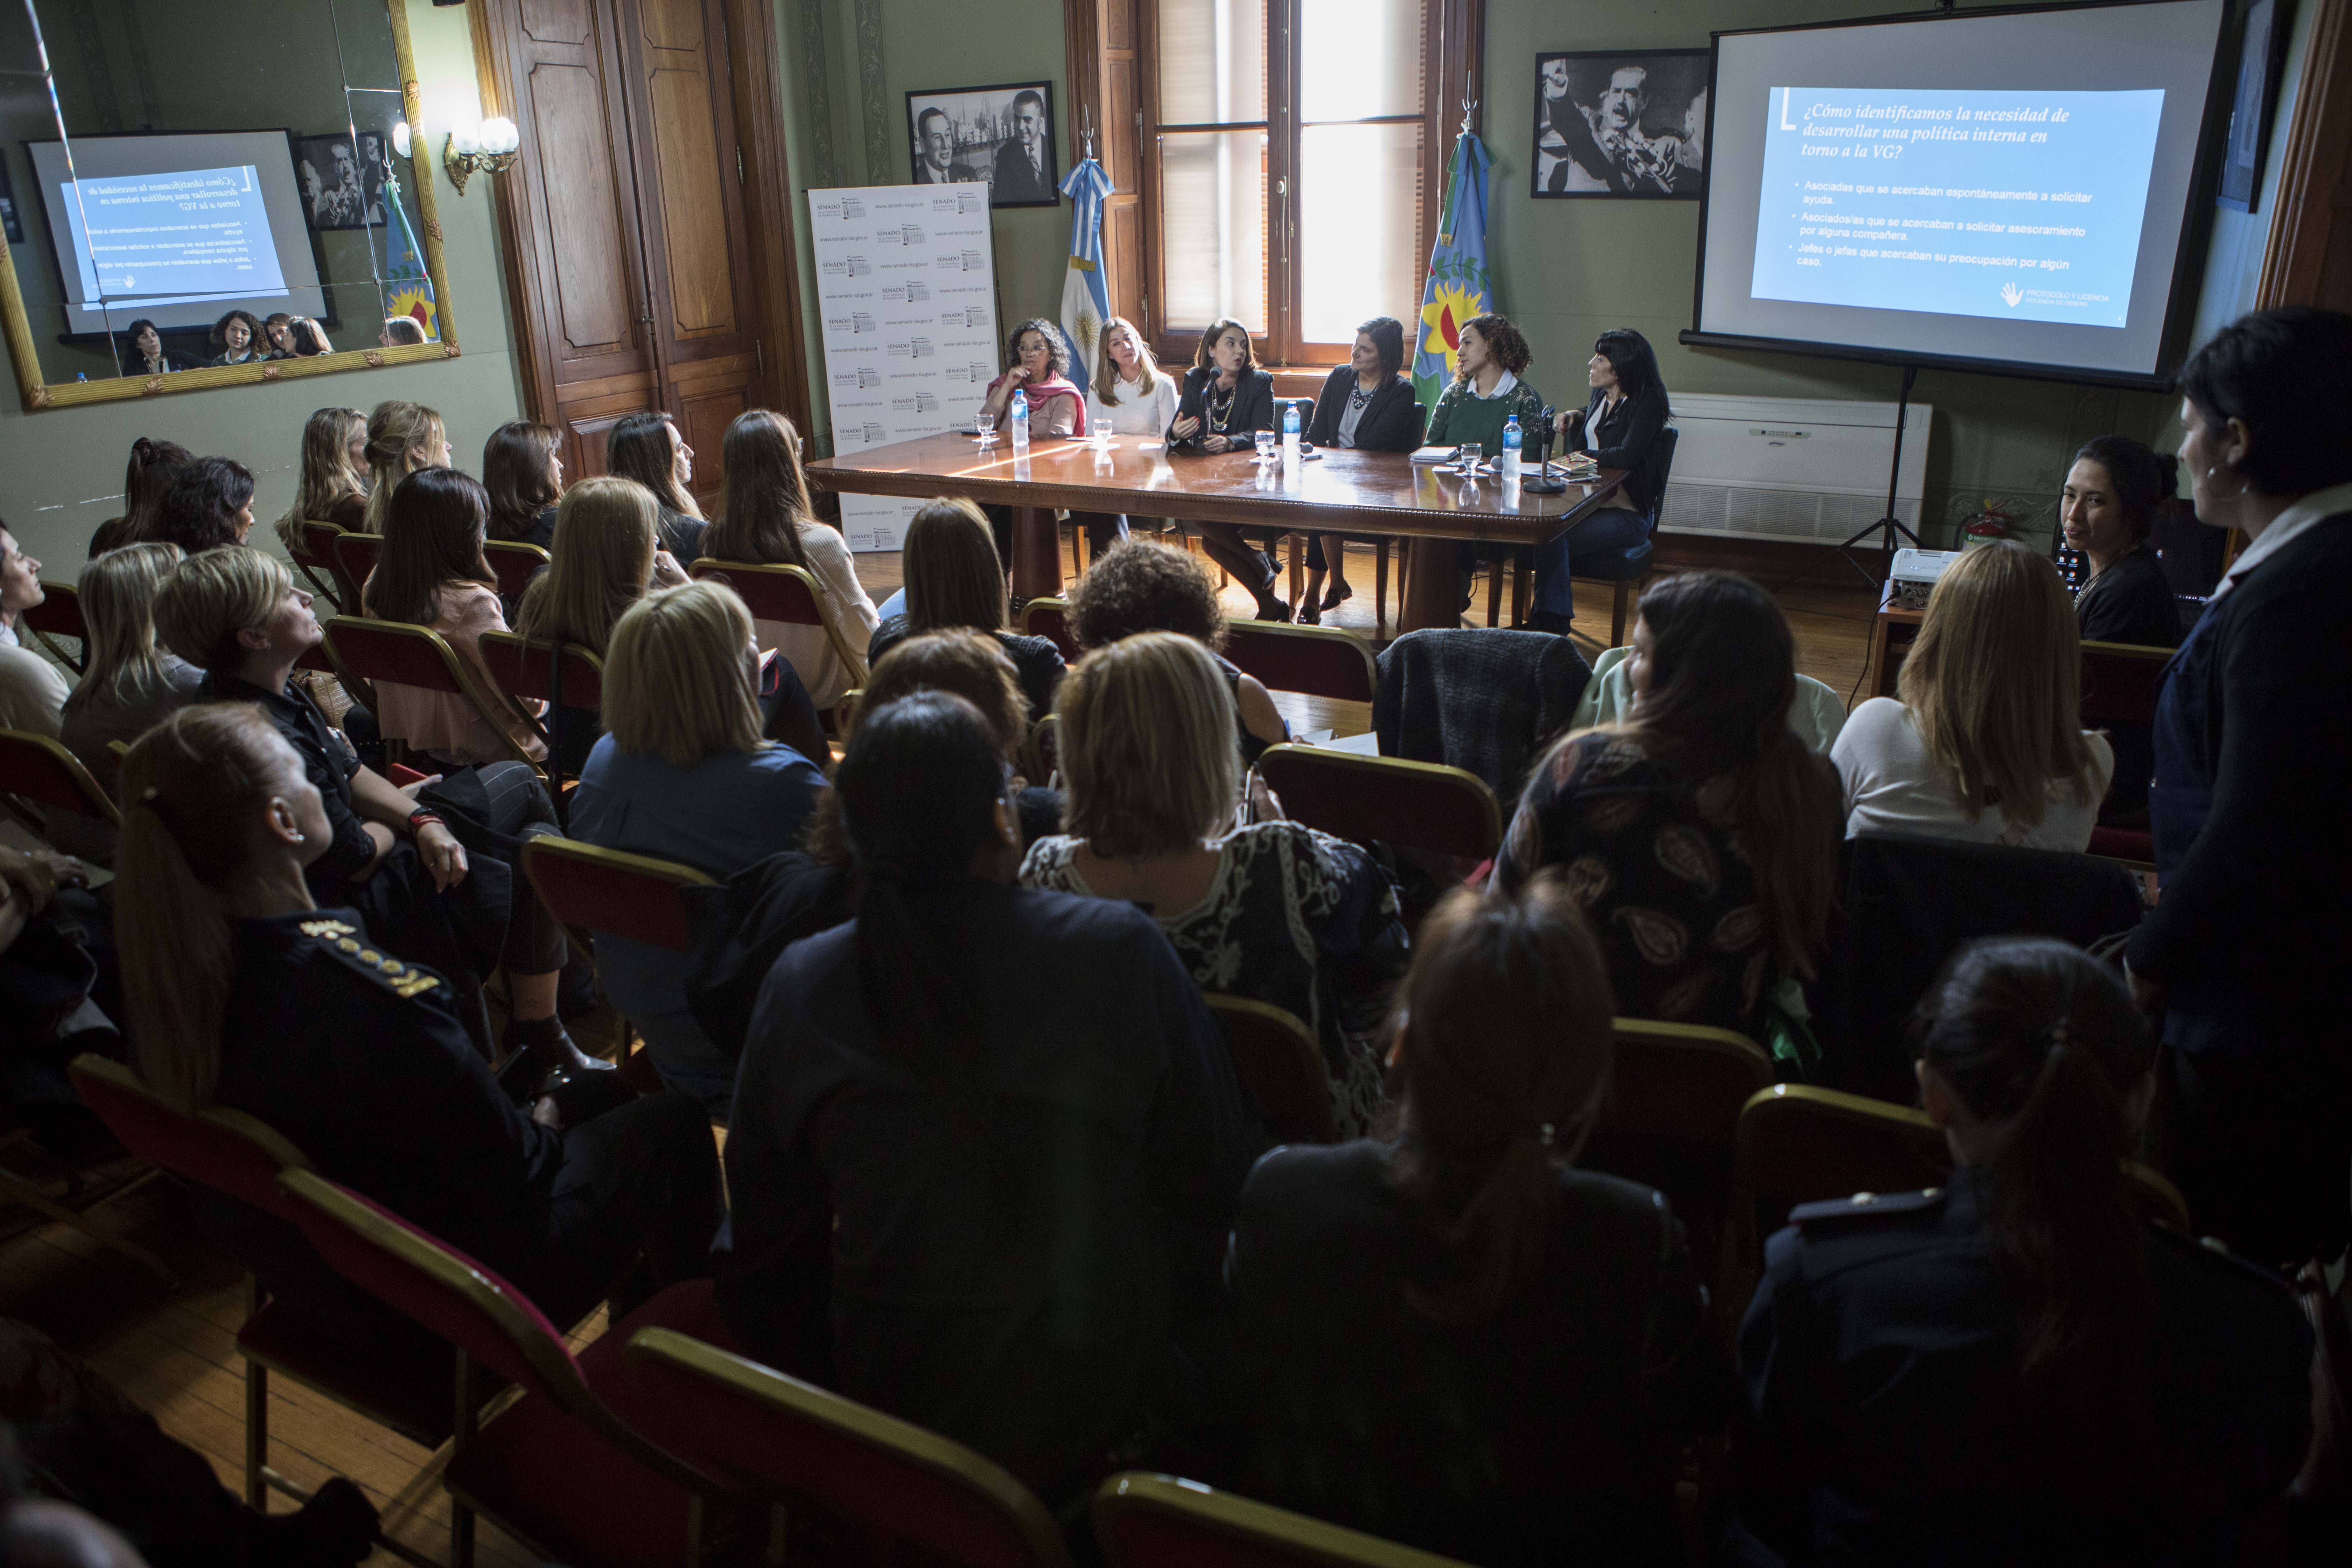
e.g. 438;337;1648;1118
1069;316;1179;560
1832;541;2113;850
705;409;879;707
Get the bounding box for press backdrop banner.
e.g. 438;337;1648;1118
808;183;1002;551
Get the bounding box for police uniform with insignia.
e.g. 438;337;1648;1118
1731;1167;2312;1565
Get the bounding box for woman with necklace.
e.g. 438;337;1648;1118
1298;316;1425;623
1170;319;1283;619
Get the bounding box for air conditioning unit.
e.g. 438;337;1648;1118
1661;393;1933;546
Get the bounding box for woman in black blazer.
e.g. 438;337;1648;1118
1168;319;1286;619
1532;328;1671;635
1299;316;1425;623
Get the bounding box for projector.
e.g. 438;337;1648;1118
1889;548;1964;611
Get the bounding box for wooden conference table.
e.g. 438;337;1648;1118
806;432;1628;635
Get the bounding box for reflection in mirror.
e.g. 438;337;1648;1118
4;0;436;393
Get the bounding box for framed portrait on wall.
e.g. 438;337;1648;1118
905;81;1059;208
2218;0;2292;212
292;132;383;231
1531;49;1710;199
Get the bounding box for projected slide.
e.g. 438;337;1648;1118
58;165;288;310
1749;88;2163;330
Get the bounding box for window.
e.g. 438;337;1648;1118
1140;0;1478;368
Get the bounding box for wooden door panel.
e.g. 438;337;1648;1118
527;61;637;356
676;383;747;511
638;0;703;49
647;65;737;337
563;409;636;482
1110;201;1142;323
521;0;593;44
1105;58;1138;192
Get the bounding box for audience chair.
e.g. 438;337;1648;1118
1204;995;1338;1145
0;730;119;829
1489;426;1679;646
523;836;713;952
689;558;869;691
1093;1471;1475;1568
274;1168;740;1568
330;531;382;608
66;1057;450;1546
1254;745;1502;865
1019;596;1081;663
1222;621;1379;707
292;520;349;613
482;540;553;604
0;1097;175;1294
2078;638;2169;869
622;1327;1076;1568
322;616;543;772
22;581;87;674
479;632;606;789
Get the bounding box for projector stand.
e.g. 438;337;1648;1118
1776;364;1924;593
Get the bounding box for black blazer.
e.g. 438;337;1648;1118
1169;365;1275;451
1302;367;1424;453
1569;386;1671;517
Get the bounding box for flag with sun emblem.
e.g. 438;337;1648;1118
1057;158;1113;398
382;166;436;340
1413;129;1493;415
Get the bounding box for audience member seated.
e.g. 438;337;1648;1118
483;421;564;548
0;519;68;738
1297;316;1425;624
59;544;200;803
866;498;1063;719
1492;571;1840;1040
571;582;826;1116
1834;541;2112;852
1732;937;2312;1561
604;412;708;561
159;543;594;1083
362;469;548;769
114;704;719;1363
1229;875;1727;1564
272;408;370;556
206;310;264;367
1021;632;1405;1135
2127;304;2352;1271
88;437;191;558
114;318;195;379
2063;435;2185;650
721;690;1259;1500
288;316;334;357
260;312;299;359
1531;329;1670;636
149;457;256;555
1170;319;1283;618
358;401;450;536
1066;539;1288;765
1069;315;1177;555
703;408;878;708
378;316;427;348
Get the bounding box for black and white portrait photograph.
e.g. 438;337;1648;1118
1532;50;1709;200
905;82;1059;208
293;132;381;231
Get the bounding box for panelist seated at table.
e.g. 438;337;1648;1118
1169;319;1286;621
1533;329;1670;637
976;319;1088;573
1299;316;1426;624
1068;316;1182;562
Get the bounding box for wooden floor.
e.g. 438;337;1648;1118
0;543;1877;1565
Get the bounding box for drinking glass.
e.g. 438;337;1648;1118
1456;442;1482;473
975;402;997;447
1254;430;1278;463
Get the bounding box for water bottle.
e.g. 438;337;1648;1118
1010;389;1030;454
1282;400;1301;461
1501;415;1523;482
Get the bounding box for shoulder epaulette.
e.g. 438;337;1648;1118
301;920;442;999
1788;1187;1945;1226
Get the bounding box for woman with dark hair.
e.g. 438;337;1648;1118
1298;316;1426;624
1230;875;1723;1563
2127;305;2352;1269
115;318;194;378
1427;314;1546;458
2060;435;2183;649
1734;937;2311;1562
721;690;1257;1499
1170;319;1286;618
1493;570;1841;1038
150;457;257;554
483;421;564;548
289;317;334;357
978;318;1086;440
88;436;191;557
1529;329;1670;636
865;497;1062;718
1066;538;1288;764
207;309;265;367
605;412;708;561
260;313;298;359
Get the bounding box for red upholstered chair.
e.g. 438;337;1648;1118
1221;622;1378;706
0;730;119;828
479;631;607;715
274;1168;741;1568
1019;596;1081;663
322;616;544;771
522;838;714;953
1204;995;1337;1145
690;558;870;689
330;531;382;607
622;1327;1076;1568
1093;1471;1474;1568
22;581;88;673
2077;638;2170;728
482;540;553;603
292;519;350;612
1253;745;1502;864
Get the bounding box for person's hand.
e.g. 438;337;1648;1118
1004;363;1032;388
417;822;470;891
2125;959;2164;1017
1171;414;1201;440
25;849;90;892
651;549;687;588
1246;770;1285;823
397;772;445;802
531;1094;563;1130
1554;407;1583;439
1202;434;1231;454
0;846;57;918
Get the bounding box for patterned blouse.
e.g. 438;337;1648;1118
1020;821;1408;1135
1492;731;1773;1039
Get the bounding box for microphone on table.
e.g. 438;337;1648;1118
1523;404;1568;495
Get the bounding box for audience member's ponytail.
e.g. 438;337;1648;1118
1386;873;1616;1322
115;705;292;1110
360;400;446;536
1915;938;2156;1436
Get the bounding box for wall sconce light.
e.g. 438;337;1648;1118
445;117;519;196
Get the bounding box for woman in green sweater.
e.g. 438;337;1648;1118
1427;315;1547;459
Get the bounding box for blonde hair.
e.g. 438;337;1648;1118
1898;540;2099;831
117;704;302;1110
1056;631;1239;858
1094;316;1165;407
603;581;765;767
154;546;293;674
359;400;446;534
275;406;368;552
63;543;186;718
902;497;1006;633
515;477;658;652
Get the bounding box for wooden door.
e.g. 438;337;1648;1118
2259;0;2352;312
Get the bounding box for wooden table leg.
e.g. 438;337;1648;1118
1398;539;1465;634
1010;505;1062;602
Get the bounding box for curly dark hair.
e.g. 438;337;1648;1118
1453;313;1532;383
1066;538;1227;652
1006;318;1071;381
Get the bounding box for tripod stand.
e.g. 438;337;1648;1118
1777;364;1924;592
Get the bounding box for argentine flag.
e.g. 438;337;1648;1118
1057;159;1114;397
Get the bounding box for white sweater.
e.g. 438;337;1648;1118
760;522;880;709
1085;371;1180;439
1830;697;2114;852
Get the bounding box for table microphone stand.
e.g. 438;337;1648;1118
1522;405;1568;494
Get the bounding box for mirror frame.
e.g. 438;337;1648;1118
0;2;460;413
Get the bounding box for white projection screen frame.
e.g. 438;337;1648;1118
1688;0;2233;389
26;130;326;338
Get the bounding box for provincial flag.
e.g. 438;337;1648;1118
1057;158;1114;397
382;168;437;339
1413;130;1494;415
